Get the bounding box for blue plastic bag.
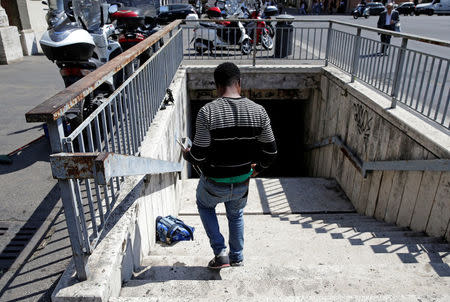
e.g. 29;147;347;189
156;215;194;244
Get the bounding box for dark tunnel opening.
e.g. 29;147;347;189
188;98;308;178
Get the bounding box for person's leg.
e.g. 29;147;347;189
225;183;248;263
196;177;227;256
380;34;388;53
385;34;392;53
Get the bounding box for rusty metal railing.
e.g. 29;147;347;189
25;20;183;281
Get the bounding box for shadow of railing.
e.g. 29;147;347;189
254;177;450;277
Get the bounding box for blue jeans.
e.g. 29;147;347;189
196;175;249;262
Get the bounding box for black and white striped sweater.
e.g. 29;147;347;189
185;96;277;178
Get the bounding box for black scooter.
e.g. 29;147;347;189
353;4;369;19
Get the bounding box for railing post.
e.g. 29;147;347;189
324;21;333;66
351;28;362;83
391;37;408;109
58;177;90;281
47;118;90;280
46;118;64;153
252;27;257;67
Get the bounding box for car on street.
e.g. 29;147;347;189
156;4;197;24
415;0;450;15
363;2;386;16
415;0;436;15
396;2;416;15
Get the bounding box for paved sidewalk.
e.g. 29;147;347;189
0;56;70;301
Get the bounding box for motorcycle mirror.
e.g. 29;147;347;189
42;1;48;5
109;4;119;15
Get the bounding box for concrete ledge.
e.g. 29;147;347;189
0;26;23;64
51;69;189;302
20;29;38;55
186;65;322;101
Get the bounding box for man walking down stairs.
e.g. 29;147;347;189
182;62;278;269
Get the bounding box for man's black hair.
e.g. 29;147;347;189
214;62;241;88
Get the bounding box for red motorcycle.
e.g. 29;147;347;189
110;4;161;68
243;7;273;50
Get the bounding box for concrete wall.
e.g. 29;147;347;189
186;65;321;100
25;0;48;54
304;66;450;241
1;0;47;55
52;68;189;302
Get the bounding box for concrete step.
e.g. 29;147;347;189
180;178;355;215
111;295;450;302
329;231;444;244
149;238;450;265
149;215;449;264
120;267;450;298
175;214;411;237
135;258;450;280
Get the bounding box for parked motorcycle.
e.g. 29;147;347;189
192;7;252;55
353;4;369;19
262;5;278;38
109;3;161;67
242;5;273;50
40;0;122;131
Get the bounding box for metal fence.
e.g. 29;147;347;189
327;22;450;129
182;19;449;129
183;19;328;63
26;21;183;280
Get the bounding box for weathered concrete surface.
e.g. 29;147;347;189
112;296;450;302
180;178;354;215
144;214;450;264
118;212;450;300
0;25;22;64
187;65;321;101
51;68;189;302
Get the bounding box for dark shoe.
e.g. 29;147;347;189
207;254;230;269
230;260;244;267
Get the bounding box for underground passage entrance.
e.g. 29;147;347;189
188;98;308;177
185;66;321;178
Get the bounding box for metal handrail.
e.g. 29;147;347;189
25;20;182;123
307;136;450;178
50;152;182;184
329;20;450;47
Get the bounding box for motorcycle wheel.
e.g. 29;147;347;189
353;14;358;19
241;39;252;55
267;25;275;37
261;31;274;50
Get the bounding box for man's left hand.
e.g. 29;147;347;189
251;163;259;177
182;147;190;160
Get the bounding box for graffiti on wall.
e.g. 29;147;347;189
353;103;372;151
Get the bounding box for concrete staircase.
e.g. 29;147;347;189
113;178;450;301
